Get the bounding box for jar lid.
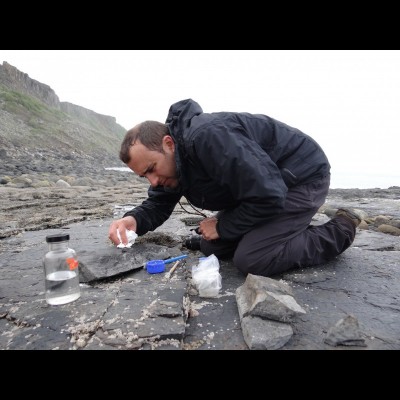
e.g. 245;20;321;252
46;233;70;243
146;260;165;274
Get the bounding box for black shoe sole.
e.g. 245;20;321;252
184;235;202;250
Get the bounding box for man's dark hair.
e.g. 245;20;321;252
119;121;169;163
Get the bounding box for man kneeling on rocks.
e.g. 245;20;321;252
108;99;361;277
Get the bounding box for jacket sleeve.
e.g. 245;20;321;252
192;122;288;241
123;186;182;236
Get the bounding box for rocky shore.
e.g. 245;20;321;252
1;171;400;350
1;169;400;243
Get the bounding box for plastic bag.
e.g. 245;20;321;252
191;254;222;297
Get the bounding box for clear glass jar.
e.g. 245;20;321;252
43;233;80;305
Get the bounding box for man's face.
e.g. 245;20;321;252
127;136;179;189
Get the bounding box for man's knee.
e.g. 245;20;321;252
233;248;275;277
233;243;292;277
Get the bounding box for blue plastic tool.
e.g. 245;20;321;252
146;254;188;274
163;255;188;264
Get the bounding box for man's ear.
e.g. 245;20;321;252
162;135;175;153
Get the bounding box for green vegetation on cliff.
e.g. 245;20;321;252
0;82;127;165
0;83;66;124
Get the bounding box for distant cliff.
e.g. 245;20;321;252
0;61;128;179
0;61;60;109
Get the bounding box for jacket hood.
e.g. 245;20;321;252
165;99;203;145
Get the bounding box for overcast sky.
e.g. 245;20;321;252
1;50;399;189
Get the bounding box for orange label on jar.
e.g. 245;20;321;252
66;257;79;270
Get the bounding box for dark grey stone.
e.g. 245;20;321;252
78;243;183;283
241;315;293;350
324;314;366;347
236;274;305;322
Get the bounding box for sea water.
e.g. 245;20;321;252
105;167;400;189
45;270;80;305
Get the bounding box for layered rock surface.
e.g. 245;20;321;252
1;185;399;350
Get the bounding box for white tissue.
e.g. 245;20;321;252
116;229;138;248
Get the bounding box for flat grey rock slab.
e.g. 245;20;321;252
78;243;184;283
1;217;400;350
281;246;400;349
182;259;248;350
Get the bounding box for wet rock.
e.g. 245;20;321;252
1;186;400;350
241;315;293;350
56;179;70;187
324;314;366;347
236;274;305;322
377;224;400;236
78;242;183;283
236;274;305;350
0;176;11;184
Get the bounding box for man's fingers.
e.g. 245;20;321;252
108;222;124;245
108;217;137;246
108;231;119;245
119;229;128;245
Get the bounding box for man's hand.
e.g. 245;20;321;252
108;216;137;246
199;216;220;241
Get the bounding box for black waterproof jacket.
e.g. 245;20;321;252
124;99;330;241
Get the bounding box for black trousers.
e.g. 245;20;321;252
200;175;356;277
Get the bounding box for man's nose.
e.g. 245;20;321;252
147;173;159;187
